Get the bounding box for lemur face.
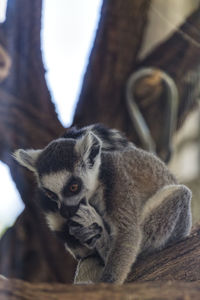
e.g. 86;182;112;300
14;132;102;218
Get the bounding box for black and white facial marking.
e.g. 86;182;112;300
13;131;102;218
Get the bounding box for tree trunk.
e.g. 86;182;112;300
73;0;150;132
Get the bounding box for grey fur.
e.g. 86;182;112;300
13;124;192;284
74;148;192;284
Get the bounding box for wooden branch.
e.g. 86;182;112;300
0;279;200;300
2;0;58;115
73;0;150;131
0;0;65;184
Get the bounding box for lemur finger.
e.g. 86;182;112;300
69;222;102;237
70;214;86;226
77;204;100;221
69;223;102;244
78;230;100;244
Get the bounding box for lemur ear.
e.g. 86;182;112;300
75;132;102;167
13;149;42;172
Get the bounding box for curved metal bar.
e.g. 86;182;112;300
126;67;178;161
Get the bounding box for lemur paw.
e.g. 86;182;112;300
68;220;102;248
68;203;103;249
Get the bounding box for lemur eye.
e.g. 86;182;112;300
63;177;82;197
69;183;79;192
43;188;58;201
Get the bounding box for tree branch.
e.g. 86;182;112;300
1;225;200;298
73;0;150;131
2;0;58;114
0;278;200;299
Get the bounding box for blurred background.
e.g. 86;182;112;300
0;0;200;283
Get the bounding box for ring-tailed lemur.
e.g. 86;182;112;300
13;124;192;284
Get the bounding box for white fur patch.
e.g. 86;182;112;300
45;212;65;231
0;45;11;82
13;149;42;172
41;170;70;195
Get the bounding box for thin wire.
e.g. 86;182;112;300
150;2;200;49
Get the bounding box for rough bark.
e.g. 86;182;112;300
73;7;200;156
1;279;200;300
73;0;150;131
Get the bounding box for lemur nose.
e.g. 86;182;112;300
60;204;78;218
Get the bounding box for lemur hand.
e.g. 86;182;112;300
68;202;103;249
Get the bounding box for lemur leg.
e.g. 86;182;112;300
100;228;142;284
100;185;191;284
140;184;192;253
74;256;104;284
69;203;110;262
